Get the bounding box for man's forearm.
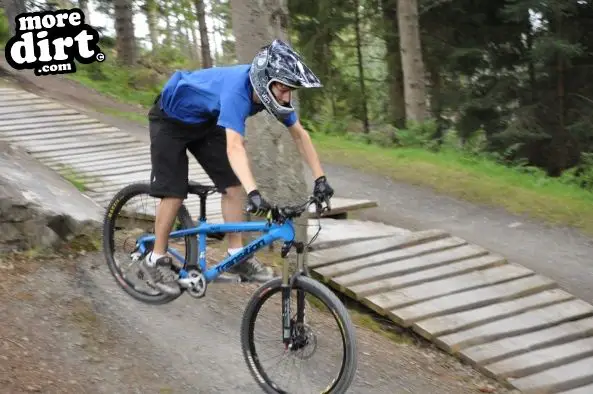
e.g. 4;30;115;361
294;130;324;180
227;143;258;194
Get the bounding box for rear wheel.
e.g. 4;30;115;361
102;182;197;304
241;275;358;393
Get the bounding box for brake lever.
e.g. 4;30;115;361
324;196;332;212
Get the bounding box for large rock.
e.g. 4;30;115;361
0;142;103;252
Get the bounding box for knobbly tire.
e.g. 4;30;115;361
102;182;197;304
241;275;358;393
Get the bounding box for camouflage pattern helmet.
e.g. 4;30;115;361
249;39;322;121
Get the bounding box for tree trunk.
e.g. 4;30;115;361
381;0;406;128
190;24;202;66
397;0;428;123
428;62;443;145
194;0;213;68
144;0;159;51
549;7;569;176
114;0;137;65
229;0;309;257
79;0;91;24
3;0;27;36
354;0;370;134
162;0;173;47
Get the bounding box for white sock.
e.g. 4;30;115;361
148;251;165;266
227;247;242;256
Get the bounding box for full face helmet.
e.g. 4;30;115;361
249;39;322;121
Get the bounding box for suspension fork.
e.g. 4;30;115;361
281;241;306;345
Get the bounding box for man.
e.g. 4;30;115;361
142;39;335;295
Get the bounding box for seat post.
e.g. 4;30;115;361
199;193;207;222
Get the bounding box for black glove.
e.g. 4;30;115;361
313;176;334;203
246;189;272;217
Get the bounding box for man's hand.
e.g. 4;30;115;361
246;190;272;216
313;176;334;203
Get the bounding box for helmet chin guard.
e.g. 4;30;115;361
249;39;322;121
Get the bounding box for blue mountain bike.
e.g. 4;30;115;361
102;181;358;393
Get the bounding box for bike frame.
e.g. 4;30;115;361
134;218;297;283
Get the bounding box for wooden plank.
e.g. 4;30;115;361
306;221;404;249
0;119;99;132
314;235;466;278
364;264;535;314
39;146;148;164
484;337;593;379
436;299;593;353
70;157;151;172
0;109;79;119
75;163;153;178
0;122;106;135
0;88;24;94
11;130;126;146
558;383;593;394
508;356;593;394
0;114;89;126
460;317;593;366
86;175;152;190
26;136;139;152
0;98;52;106
308;229;449;267
31;143;146;159
0;102;64;114
414;289;573;338
345;253;505;299
334;244;490;287
393;276;557;332
311;198;376;217
3;127;121;141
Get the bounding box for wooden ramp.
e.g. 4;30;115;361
0;86;377;223
308;225;593;393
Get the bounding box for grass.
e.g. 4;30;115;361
311;132;593;236
57;165;89;192
65;62;161;109
100;107;149;125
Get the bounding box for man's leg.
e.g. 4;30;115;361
143;101;191;295
221;185;245;250
153;197;183;255
189;127;274;282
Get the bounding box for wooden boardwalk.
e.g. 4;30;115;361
0;86;377;223
308;226;593;393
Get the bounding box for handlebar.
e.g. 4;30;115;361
270;195;331;222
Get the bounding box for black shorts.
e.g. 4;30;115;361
148;95;241;199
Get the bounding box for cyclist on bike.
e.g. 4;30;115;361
143;39;335;295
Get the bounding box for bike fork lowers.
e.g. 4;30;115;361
281;241;306;347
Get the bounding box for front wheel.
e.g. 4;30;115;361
241;276;358;393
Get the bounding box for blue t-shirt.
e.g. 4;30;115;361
159;64;297;136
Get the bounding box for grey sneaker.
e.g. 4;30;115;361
140;254;181;295
227;253;275;283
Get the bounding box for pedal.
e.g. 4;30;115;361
179;269;207;298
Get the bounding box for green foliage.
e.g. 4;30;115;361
67;54;164;107
559;152;593;192
0;8;10;48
